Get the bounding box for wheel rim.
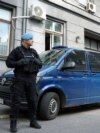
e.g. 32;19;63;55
49;98;58;114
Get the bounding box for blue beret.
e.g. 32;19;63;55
21;33;33;40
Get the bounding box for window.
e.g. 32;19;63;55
88;0;94;3
64;50;86;71
40;49;64;65
89;52;100;72
91;40;97;50
79;0;87;6
0;8;11;56
45;20;63;33
85;38;100;52
79;0;94;6
45;19;63;50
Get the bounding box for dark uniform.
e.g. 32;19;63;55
6;44;42;132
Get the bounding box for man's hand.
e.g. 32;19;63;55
16;58;29;66
30;57;42;68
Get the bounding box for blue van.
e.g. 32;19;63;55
0;46;100;120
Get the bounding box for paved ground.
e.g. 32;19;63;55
0;104;100;133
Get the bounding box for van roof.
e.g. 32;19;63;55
52;46;68;49
52;45;100;54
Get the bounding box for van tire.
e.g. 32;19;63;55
39;92;60;120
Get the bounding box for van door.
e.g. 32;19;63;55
87;52;100;103
57;50;88;106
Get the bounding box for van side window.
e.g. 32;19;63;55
89;52;100;72
64;50;86;71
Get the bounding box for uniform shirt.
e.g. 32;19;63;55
6;45;42;77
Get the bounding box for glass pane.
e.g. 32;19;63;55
98;43;100;51
89;0;94;3
85;38;90;48
0;22;10;56
89;52;100;72
65;50;86;71
91;40;97;50
0;9;11;21
54;36;62;46
79;0;87;5
45;20;53;30
40;49;65;65
54;22;63;33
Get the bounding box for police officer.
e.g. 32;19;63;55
6;33;42;132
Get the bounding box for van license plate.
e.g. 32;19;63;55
0;98;3;104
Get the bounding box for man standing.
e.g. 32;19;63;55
6;33;42;132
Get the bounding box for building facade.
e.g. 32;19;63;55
0;0;100;72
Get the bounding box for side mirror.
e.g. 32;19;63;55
62;61;76;70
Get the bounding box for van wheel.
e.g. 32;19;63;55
39;92;60;120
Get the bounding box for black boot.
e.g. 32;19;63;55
10;119;17;133
30;120;41;129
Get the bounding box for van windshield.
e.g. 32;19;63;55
40;49;65;65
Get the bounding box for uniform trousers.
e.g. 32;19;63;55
10;75;38;121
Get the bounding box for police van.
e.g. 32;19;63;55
0;46;100;120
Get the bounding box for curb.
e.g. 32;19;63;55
0;114;9;119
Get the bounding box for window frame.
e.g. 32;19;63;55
45;18;64;49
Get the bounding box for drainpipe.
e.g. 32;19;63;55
22;0;28;33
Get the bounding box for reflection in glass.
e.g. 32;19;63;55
54;36;62;46
45;20;53;30
40;49;65;65
55;22;63;33
0;9;11;21
45;20;63;33
85;38;90;49
0;22;10;56
98;43;100;51
79;0;87;6
91;40;97;50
